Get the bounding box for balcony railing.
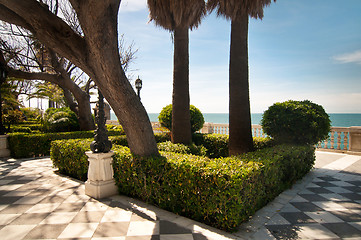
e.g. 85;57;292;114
107;120;361;154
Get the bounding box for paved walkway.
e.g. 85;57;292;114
0;151;361;240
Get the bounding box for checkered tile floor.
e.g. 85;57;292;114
234;152;361;240
266;174;361;239
2;152;361;240
0;158;235;240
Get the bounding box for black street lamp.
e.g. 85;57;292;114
90;89;112;153
0;57;8;135
135;76;142;100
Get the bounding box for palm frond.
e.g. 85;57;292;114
147;0;206;31
207;0;276;20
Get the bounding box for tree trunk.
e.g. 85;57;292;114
74;1;159;156
0;1;159;156
229;15;254;155
171;26;192;144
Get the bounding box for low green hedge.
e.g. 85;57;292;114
110;133;171;147
8;129;124;158
49;138;314;231
192;133;229;158
51;139;91;181
157;141;207;156
192;134;274;158
10;126;32;133
113;144;315;231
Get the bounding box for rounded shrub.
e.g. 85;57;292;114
158;104;205;133
43;107;80;132
261;100;331;145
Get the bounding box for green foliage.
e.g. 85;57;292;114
112;144;315;231
157;141;207;156
106;124;124;133
253;137;275;150
8;129;123;158
154;132;171;143
192;133;229;158
110;133;171;147
158;104;172;130
49;137;314;231
2;109;25;124
192;134;274;158
13;123;42;133
11;126;32;133
158;104;205;133
261;100;331;145
43;107;80;132
20;107;41;120
51;139;91;181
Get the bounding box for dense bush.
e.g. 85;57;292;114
20;107;41;120
112;144;315;231
10;126;32;133
2;109;24;125
261;100;331;145
50;138;314;231
157;141;207;156
110;133;170;147
158;104;205;133
43;107;80;132
192;134;274;158
8;129;123;158
192;133;229;158
51;139;91;181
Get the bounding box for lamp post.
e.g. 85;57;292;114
135;76;142;100
90;89;112;153
85;88;117;199
0;57;8;135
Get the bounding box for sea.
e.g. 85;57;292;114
110;113;361;127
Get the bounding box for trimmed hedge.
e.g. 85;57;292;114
8;129;124;158
192;133;229;158
192;134;274;158
110;133;171;147
261;100;331;145
158;104;205;133
157;141;207;156
10;126;32;133
51;139;91;181
50;138;315;231
112;144;315;231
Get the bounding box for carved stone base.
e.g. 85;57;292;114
85;151;118;199
350;127;361;152
0;135;10;158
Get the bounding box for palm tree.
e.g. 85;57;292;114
207;0;275;155
147;0;206;144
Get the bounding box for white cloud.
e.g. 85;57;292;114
333;50;361;65
119;0;147;12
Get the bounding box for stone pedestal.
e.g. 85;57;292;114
85;151;118;199
0;135;10;158
349;127;361;152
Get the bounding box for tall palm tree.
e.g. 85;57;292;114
147;0;206;144
207;0;275;155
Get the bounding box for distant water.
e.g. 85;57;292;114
110;113;361;127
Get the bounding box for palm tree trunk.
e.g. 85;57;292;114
229;14;254;155
171;26;192;144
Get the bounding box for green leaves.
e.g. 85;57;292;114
158;104;205;133
49;136;315;232
261;100;331;145
113;144;315;231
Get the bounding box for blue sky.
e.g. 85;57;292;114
117;0;361;114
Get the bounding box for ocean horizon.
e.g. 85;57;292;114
110;113;361;127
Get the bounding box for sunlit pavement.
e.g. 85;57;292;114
1;151;361;240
